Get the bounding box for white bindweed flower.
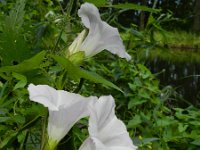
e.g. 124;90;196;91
27;84;97;149
79;95;137;150
68;3;131;61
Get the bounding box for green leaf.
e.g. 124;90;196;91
127;115;142;128
156;116;176;127
191;139;200;146
142;137;159;145
14;80;27;90
0;131;18;149
189;121;200;126
133;137;160;146
51;55;123;93
128;83;137;91
0;108;8;115
178;123;188;132
133;77;142;87
137;64;152;79
110;3;160;13
51;55;80;79
17;130;28;149
12;72;26;81
78;69;123;92
13;115;25;124
0;115;40;149
84;0;107;7
23;104;46;117
5;0;26;30
0;0;30;65
128;97;147;109
19;115;41;131
0;51;46;73
0;117;11;123
12;72;27;90
138;89;151;99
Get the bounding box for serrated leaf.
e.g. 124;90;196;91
0;51;46;73
5;0;26;30
0;0;30;65
0;30;30;65
51;55;123;93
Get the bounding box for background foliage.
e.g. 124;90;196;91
0;0;200;150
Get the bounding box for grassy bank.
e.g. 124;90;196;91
155;31;200;49
121;30;200;63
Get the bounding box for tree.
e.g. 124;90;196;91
193;0;200;32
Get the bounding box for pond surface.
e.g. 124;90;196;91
141;48;200;106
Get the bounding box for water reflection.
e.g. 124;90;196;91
142;48;200;106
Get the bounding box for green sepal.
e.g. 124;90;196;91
68;51;85;65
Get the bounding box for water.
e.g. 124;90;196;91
141;48;200;106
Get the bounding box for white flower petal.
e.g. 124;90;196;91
80;137;134;150
80;95;137;150
88;95;115;137
99;117;136;149
28;84;59;111
47;98;93;142
92;137;133;150
78;3;131;60
79;137;96;150
91;137;107;150
28;84;98;143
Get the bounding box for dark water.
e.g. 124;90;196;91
144;55;200;106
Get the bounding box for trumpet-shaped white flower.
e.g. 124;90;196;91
79;95;137;150
68;3;131;61
27;84;97;148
